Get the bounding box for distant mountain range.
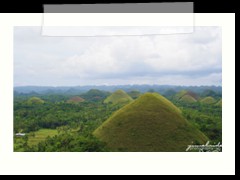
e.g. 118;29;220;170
14;85;222;96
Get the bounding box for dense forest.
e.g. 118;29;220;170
14;86;222;152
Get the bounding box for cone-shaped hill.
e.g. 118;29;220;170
174;90;198;103
67;96;85;104
94;93;208;152
179;94;197;103
104;90;133;105
215;99;222;107
82;89;110;101
200;96;216;104
27;97;44;105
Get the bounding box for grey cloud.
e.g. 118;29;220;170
14;27;222;86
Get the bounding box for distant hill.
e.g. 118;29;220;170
127;90;141;99
27;97;44;105
104;90;133;105
174;90;198;103
67;96;85;104
180;94;197;103
200;97;216;104
163;89;177;97
82;89;110;101
201;89;222;99
94;93;208;152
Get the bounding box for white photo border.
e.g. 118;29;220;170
0;13;235;175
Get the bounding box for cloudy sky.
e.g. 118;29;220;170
14;27;221;87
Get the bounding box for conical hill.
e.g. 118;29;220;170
94;93;208;152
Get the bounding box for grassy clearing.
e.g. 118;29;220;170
28;129;58;147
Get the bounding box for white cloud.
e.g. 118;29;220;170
14;27;222;86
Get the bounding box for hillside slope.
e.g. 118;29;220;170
94;93;208;152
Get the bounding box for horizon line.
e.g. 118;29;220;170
14;84;222;88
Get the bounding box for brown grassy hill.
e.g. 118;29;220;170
67;96;85;103
174;90;198;103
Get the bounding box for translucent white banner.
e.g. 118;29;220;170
42;3;194;36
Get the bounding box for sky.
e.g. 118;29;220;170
14;27;222;87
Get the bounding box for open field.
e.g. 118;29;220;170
28;129;58;146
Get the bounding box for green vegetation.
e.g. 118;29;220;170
94;93;208;152
128;90;141;99
14;127;107;152
104;90;133;105
200;96;216;104
14;93;119;152
163;89;177;97
14;87;222;152
15;129;58;151
201;89;221;99
170;97;222;144
182;108;222;143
